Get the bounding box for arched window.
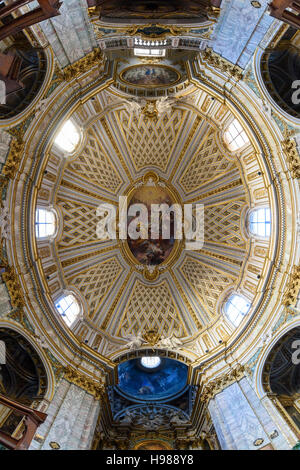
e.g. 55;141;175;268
55;294;80;327
224;119;249;151
35;208;56;239
224;294;251;327
249;207;271;237
54;120;80;153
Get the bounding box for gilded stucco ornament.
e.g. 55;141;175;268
201;48;244;81
1;138;24;180
283;266;300;307
2;266;25;309
282;137;300;179
64;366;106;399
200;364;250;402
57;48;106;82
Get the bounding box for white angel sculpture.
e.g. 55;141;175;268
124;333;146;350
157;333;183;350
156;96;177;117
122;99;146;116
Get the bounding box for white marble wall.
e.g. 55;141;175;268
208;377;292;450
30;379;100;450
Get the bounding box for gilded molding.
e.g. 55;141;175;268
64;366;105;399
201;48;243;81
58;48;106;82
1;138;25;180
283;265;300;307
200;364;249;402
2;266;25;309
282;137;300;179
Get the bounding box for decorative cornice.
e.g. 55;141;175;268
2;266;25;309
283;265;300;307
58;48;106;83
200;364;249;402
1;138;25;180
64;366;105;399
282;137;300;179
201;48;244;81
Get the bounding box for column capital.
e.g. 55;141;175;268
64;367;105;400
200;364;250;402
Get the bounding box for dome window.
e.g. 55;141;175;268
54;120;80;153
224;294;251;327
249;207;271;238
55;294;80;327
224;119;249;151
35;208;56;239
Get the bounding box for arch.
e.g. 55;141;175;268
255;318;300;399
0;43;53;124
259;27;300;120
0;322;55;404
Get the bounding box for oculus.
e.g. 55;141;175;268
140;356;161;369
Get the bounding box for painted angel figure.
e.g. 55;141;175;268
124;333;146;350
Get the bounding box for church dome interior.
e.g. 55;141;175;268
0;0;299;453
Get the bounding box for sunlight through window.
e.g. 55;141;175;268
249;207;271;237
55;294;80;327
54;120;80;153
224;119;249;151
224;294;251;327
35;208;56;239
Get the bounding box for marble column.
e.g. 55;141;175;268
208;377;293;450
29;378;100;450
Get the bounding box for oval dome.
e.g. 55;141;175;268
117;357;188;401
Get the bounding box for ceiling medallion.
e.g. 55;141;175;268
119;172;183;281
